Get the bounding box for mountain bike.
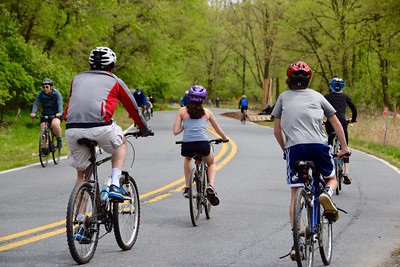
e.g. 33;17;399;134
329;120;353;195
291;153;349;267
175;139;228;227
35;115;60;167
66;130;153;264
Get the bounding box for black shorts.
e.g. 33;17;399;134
181;141;210;158
41;115;64;124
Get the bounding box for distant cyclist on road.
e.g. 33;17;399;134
30;78;64;148
324;77;357;185
179;90;190;107
271;61;350;258
133;87;147;114
173;85;229;206
238;95;248;122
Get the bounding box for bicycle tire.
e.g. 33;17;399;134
332;141;340;195
337;159;343;192
203;166;212;219
293;188;314;267
66;182;100;264
113;174;140;250
50;132;61;164
39;132;49;167
189;168;200;226
144;111;151;121
319;207;333;265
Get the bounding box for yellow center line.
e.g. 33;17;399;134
0;128;237;251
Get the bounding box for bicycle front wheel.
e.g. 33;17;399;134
51;133;60;164
113;174;140;250
293;188;314;267
39;132;49;167
189;168;201;226
319;207;333;265
66;182;100;264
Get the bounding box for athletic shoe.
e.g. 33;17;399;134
290;245;304;261
109;185;130;202
73;224;91;243
57;138;63;148
182;187;189;198
343;173;351;185
319;191;339;222
206;185;220;206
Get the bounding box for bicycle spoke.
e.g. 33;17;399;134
66;182;99;264
113;175;140;250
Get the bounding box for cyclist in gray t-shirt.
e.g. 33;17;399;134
272;61;350;228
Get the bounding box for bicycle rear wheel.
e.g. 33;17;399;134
319;207;333;265
144;111;151;121
293;188;314;267
66;182;100;264
332;141;341;195
38;132;49;167
113;174;140;250
203;169;212;219
189;168;201;226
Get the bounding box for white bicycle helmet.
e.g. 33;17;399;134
88;47;117;69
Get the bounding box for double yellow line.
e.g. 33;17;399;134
0;128;237;252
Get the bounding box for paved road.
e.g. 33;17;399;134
0;109;399;266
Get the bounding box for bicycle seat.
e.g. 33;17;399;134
77;138;98;148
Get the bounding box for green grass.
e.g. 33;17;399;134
0;104;168;171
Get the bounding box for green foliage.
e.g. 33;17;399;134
0;0;398;113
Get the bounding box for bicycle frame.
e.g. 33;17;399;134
297;161;326;237
292;159;336;267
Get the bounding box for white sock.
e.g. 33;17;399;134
111;168;122;187
325;187;334;197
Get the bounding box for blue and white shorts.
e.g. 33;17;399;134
284;143;335;187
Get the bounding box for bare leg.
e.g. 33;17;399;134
184;157;192;187
111;141;126;170
203;152;216;187
51;118;62;138
290;187;299;227
324;176;338;191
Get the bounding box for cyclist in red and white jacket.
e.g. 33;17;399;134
64;46;151;202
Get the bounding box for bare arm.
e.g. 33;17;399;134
273;118;285;150
327;114;350;156
172;108;184;135
206;109;229;141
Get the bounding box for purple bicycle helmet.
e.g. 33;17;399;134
188;85;207;103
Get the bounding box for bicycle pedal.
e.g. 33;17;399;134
323;211;337;222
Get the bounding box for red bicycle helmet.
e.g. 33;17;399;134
287;61;312;87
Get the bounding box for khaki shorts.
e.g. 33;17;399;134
65;122;124;171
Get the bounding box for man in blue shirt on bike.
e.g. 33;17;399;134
30;78;64;148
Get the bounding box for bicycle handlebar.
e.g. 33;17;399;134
125;130;154;138
332;151;351;158
175;138;229;145
34;115;56;120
